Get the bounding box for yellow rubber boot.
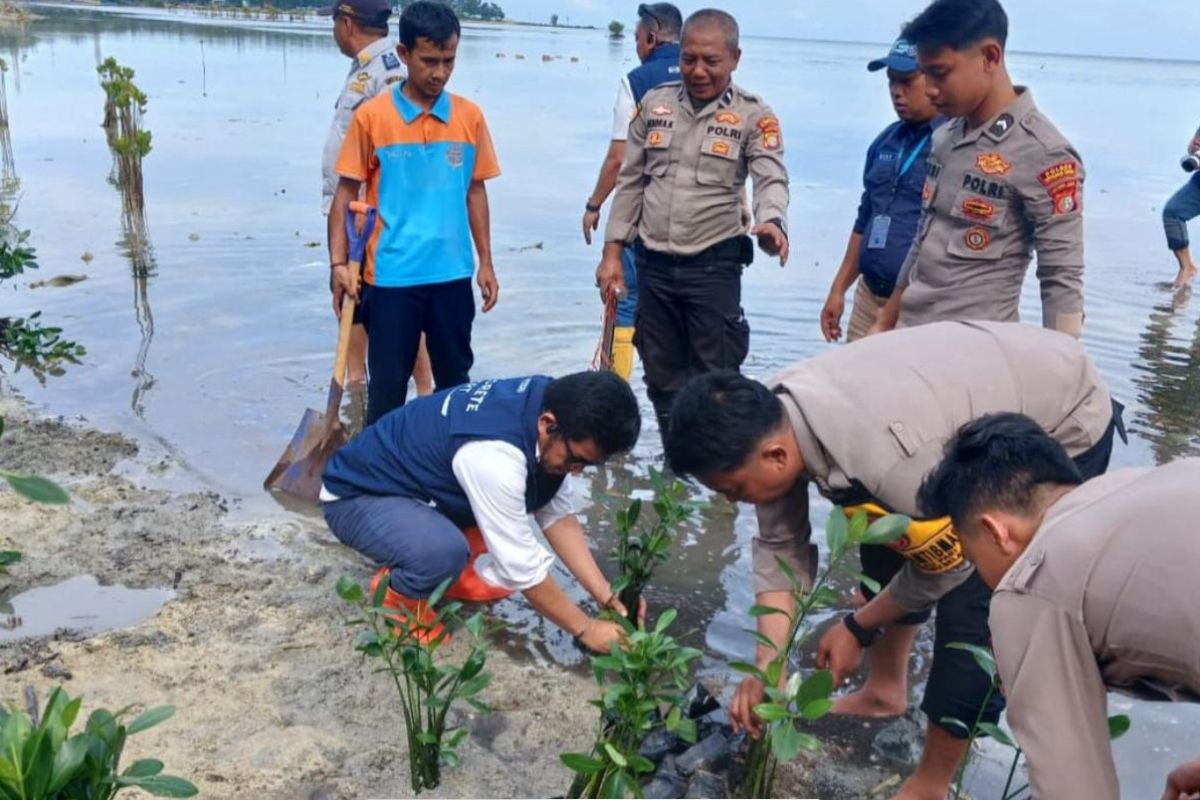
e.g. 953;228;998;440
611;326;636;382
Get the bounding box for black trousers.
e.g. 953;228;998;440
360;279;475;425
857;399;1125;736
634;251;750;433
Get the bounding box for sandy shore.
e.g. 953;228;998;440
0;393;910;798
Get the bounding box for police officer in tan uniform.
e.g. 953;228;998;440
663;321;1124;800
873;0;1086;339
919;415;1200;800
596;8;789;440
321;0;405;214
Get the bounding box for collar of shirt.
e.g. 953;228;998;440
777;392;836;491
355;37;396;66
392;81;452;124
642;41;680;66
674;82;736;118
951;85;1036;149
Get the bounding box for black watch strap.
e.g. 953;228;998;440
843;613;883;648
585;200;602;213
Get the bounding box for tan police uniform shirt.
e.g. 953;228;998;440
896;88;1086;336
604;82;789;256
752;320;1112;611
321;37;405;213
991;459;1200;800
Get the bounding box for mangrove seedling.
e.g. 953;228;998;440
0;686;198;798
0;229;86;378
610;468;695;624
734;506;909;798
561;608;702;798
942;642;1132;800
336;572;491;794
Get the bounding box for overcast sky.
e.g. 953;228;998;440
504;1;1200;62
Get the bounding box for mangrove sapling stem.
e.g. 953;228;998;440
1001;747;1023;799
737;508;909;799
951;680;997;799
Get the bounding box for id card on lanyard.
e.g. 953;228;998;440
867;131;931;250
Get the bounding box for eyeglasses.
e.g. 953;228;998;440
562;437;601;470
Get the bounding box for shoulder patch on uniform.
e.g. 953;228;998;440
381;51;400;71
976;152;1012;176
1038;161;1078;187
987;113;1015;139
757;115;782;151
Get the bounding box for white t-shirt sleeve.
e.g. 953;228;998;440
451;441;556;591
533;475;577;531
611;76;636;142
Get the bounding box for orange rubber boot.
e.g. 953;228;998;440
368;568;447;644
445;526;514;603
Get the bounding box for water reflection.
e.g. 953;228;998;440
581;461;735;648
1131;287;1200;463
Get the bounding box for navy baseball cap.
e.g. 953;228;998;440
318;0;391;27
867;38;918;73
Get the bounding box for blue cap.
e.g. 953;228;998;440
867;38;918;73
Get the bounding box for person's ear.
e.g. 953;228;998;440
761;440;789;473
979;512;1014;554
980;40;1003;72
538;412;558;438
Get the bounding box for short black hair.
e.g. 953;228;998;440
918;413;1083;530
399;0;460;51
682;8;739;53
665;371;783;476
637;3;682;40
542;371;640;458
902;0;1008;51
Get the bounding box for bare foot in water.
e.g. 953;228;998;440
832;687;907;717
1173;263;1197;289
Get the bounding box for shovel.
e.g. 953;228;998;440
263;200;377;501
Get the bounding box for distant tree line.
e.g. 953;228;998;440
157;0;506;19
397;0;505;20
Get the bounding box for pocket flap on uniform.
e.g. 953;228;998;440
701;134;741;161
949;188;1009;229
645;129;673;150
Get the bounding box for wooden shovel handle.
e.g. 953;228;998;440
331;258;362;387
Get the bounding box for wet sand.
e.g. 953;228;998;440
0;392;908;799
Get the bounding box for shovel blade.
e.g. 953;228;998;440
264;408;347;503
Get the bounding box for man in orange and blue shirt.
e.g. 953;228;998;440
329;0;500;424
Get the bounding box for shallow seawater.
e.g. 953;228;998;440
0;574;174;641
1;5;1198;795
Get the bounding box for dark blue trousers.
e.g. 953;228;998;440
360;278;475;424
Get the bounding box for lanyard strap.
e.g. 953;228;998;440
884;131;932;211
895;132;931;181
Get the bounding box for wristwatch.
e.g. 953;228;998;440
842;613;883;648
585;200;601;213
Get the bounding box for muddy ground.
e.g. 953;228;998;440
0;392;913;799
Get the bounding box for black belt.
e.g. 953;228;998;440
635;235;753;267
